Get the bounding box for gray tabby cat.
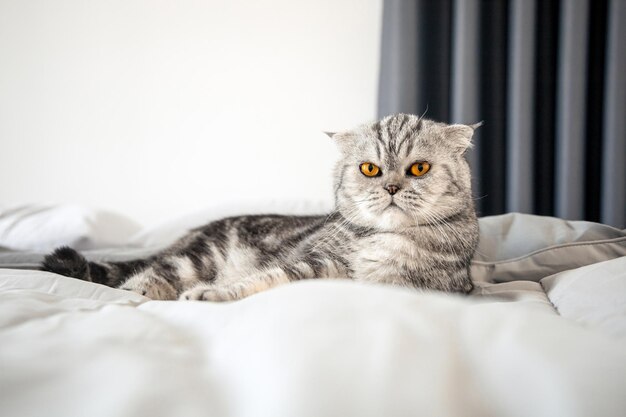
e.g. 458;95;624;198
43;114;480;301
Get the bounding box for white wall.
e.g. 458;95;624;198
0;0;382;227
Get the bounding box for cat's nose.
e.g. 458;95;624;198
385;184;400;195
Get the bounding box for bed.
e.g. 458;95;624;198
1;207;625;417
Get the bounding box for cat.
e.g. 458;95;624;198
42;114;480;301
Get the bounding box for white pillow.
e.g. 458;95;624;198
0;204;142;252
541;256;626;339
472;213;626;283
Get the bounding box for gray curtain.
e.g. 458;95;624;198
378;0;625;228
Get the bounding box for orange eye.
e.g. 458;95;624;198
409;162;431;177
359;162;381;177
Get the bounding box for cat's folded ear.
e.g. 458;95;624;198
323;130;356;153
445;122;482;154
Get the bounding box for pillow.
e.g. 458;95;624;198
541;256;626;339
471;213;626;283
0;204;142;252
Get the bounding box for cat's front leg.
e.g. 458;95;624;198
180;266;292;301
180;284;246;302
180;258;349;302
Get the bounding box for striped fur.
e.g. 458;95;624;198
42;114;480;301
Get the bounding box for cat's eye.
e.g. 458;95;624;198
408;162;431;177
360;162;381;177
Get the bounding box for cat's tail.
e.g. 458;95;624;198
41;246;148;287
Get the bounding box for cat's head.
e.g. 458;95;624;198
329;114;479;230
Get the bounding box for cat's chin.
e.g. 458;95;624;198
354;208;417;231
378;210;417;230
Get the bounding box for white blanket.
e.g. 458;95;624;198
1;257;625;417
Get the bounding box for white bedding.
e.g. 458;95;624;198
1;213;626;417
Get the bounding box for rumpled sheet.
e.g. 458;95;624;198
1;258;625;417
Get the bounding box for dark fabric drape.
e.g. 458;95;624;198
378;0;625;228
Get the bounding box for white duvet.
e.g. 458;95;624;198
1;213;626;417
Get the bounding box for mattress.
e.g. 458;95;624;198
1;212;625;417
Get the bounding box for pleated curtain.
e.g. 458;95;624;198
378;0;625;228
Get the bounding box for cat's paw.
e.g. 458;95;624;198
180;285;237;302
120;275;177;300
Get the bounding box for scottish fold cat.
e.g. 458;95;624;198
43;114;480;301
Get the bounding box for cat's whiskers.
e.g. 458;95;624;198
425;208;487;258
407;194;465;250
416;210;462;260
418;201;485;258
